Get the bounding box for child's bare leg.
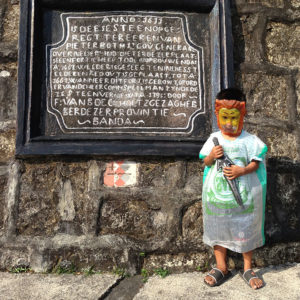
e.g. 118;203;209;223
205;245;228;285
214;245;228;272
242;250;263;289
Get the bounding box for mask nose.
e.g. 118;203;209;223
226;118;232;125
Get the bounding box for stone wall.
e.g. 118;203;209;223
0;0;299;274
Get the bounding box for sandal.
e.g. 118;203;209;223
204;268;232;287
239;269;264;289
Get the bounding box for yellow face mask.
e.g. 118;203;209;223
218;108;241;135
215;100;246;137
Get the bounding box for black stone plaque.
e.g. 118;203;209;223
47;13;205;134
16;0;234;156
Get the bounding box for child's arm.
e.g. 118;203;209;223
203;145;224;166
223;160;260;180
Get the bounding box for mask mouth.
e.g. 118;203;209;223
222;125;237;132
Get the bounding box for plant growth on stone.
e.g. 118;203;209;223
154;268;170;278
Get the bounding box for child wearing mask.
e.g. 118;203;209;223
199;88;267;289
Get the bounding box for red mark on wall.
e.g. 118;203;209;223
104;161;137;187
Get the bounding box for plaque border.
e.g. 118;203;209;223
16;0;234;157
46;12;205;134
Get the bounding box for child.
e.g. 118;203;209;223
199;88;267;289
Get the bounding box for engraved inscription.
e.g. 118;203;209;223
46;13;205;134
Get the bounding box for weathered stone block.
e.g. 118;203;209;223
245;125;298;161
291;0;300;8
142;252;209;273
232;14;262;64
87;160;102;192
17;161;106;236
42;244;140;275
56;163;89;235
182;202;203;244
0;165;8;235
239;73;289;120
0;62;18;81
98;186;199;249
184;160;202;195
254;243;300;266
265;159;300;243
296;73;300;119
0;243;30;271
17;163;61;236
171;200;206;253
0;2;6;38
235;0;284;7
66;161;108;235
2;3;19;42
0;235;141;274
0;127;15;162
0;77;17;121
0;41;17;62
261;0;284;8
140;161;186;188
98;194;159;241
226;242;300;270
266;22;300;68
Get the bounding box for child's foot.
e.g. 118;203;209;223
240;269;264;290
204;267;231;287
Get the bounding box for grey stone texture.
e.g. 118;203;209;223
99;193;161;240
133;264;300;300
0;264;299;300
1;1;18;42
0;77;17;121
0;128;15;163
266;22;300;68
292;0;300;8
0;0;299;276
245;124;299;160
17;162;61;236
143;252;209;274
0;41;17;62
260;0;284;8
16;161;107;237
265;160;300;243
0;272;120;300
239;73;289;120
0;165;8;235
0;234;142;274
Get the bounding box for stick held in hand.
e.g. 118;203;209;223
212;137;245;208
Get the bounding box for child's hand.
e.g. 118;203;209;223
203;146;224;166
223;165;245;179
211;145;224;159
223;161;260;179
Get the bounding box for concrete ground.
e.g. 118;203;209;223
0;263;299;300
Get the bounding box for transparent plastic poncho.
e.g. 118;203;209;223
199;130;268;253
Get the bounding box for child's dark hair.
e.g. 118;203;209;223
216;87;246;102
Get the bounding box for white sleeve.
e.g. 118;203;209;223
247;135;268;162
199;134;214;159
